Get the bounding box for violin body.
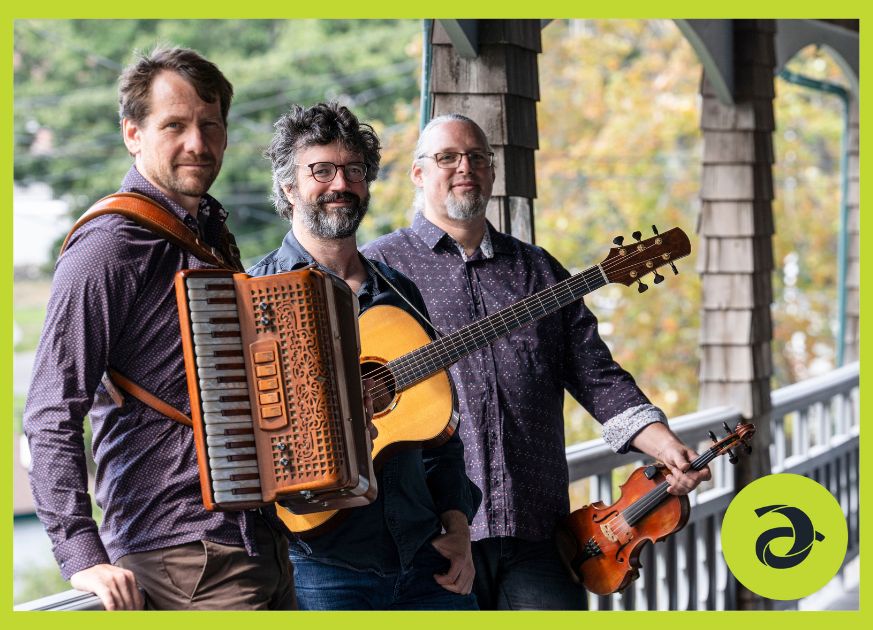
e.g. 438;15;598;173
562;464;690;595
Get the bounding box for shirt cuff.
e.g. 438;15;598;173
601;403;668;454
53;530;111;580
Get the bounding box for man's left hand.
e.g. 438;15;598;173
631;422;712;495
431;510;475;595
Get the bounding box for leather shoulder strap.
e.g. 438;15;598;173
60;192;232;269
106;369;193;428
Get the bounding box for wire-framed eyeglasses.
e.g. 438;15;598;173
300;161;368;183
422;151;494;169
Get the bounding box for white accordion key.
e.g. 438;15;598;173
204;421;253;435
211;465;260;480
214;490;262;504
203;411;253;424
185;277;233;290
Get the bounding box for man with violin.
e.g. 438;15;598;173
361;114;711;609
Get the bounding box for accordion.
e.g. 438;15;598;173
175;268;376;514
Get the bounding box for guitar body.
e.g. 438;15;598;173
275;304;457;537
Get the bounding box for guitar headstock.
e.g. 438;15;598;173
600;226;691;292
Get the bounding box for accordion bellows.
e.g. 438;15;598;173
175;268;376;514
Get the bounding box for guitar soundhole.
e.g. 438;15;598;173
360;361;396;414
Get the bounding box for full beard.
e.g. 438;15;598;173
445;189;488;220
296;191;370;239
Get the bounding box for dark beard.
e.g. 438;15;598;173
296;191;369;239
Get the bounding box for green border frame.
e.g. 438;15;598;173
3;2;866;629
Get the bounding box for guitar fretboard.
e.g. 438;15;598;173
387;264;609;391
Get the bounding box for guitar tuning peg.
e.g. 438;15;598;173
613;236;624;247
637;279;648;293
632;231;642;241
708;430;718;443
669;262;679;275
652;225;659;235
653;270;664;284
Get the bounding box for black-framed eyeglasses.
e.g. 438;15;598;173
300;161;368;183
422;151;494;169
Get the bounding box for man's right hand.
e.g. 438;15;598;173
70;564;144;610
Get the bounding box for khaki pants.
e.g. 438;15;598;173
117;516;295;610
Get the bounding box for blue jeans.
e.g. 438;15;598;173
472;537;588;610
292;544;479;610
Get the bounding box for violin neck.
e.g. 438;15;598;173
623;447;721;527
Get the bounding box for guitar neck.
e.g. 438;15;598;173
388;264;609;392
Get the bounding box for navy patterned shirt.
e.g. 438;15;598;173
23;166;260;580
248;229;481;573
362;213;666;542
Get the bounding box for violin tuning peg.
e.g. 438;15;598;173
708;430;718;443
632;230;642;241
613;236;625;247
743;443;752;455
722;421;732;435
653;270;664;284
637;279;648;293
669;262;679;275
652;225;659;235
728;449;739;465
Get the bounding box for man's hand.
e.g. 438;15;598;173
70;564;144;610
631;423;712;495
361;377;379;442
431;510;475;595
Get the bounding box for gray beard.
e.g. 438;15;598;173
296;194;369;239
445;190;488;220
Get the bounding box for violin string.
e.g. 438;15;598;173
602;447;728;536
360;245;676;402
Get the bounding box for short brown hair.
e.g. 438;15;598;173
118;46;233;126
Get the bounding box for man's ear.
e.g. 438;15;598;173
121;118;141;157
410;161;425;188
281;183;296;205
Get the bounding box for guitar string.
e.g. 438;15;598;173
363;249;674;402
361;246;679;402
361;246;671;394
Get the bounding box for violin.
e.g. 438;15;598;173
559;421;756;596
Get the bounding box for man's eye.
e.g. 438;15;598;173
437;153;458;164
313;166;332;176
469;152;486;162
347;165;365;177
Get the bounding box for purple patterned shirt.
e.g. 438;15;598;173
23;166;259;579
362;213;666;542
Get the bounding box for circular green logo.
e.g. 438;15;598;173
721;473;847;600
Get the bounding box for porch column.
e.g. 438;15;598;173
844;97;859;363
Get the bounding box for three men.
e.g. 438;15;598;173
23;47;295;611
362;114;711;609
249;102;480;610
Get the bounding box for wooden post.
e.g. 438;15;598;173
697;19;776;609
430;19;541;243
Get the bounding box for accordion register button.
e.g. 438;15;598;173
259;392;279;404
256;365;277;377
262;405;283;418
258;378;279;391
254;350;275;363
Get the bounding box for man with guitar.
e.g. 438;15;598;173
23;48;295;610
361;114;711;609
249;102;481;610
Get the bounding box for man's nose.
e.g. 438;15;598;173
183;127;208;154
329;167;351;190
456;153;474;173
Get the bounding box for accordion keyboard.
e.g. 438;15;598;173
186;276;263;505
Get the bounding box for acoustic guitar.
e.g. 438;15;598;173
276;226;691;536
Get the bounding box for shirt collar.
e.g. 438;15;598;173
275;229;379;298
411;211;516;260
120;165;229;232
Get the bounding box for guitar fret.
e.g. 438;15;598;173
389;264;612;392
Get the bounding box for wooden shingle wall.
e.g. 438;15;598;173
697;20;776;502
844;98;859;363
431;20;541;242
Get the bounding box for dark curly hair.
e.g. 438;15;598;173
118;46;233;127
266;102;381;220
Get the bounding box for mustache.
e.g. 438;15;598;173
317;191;361;205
